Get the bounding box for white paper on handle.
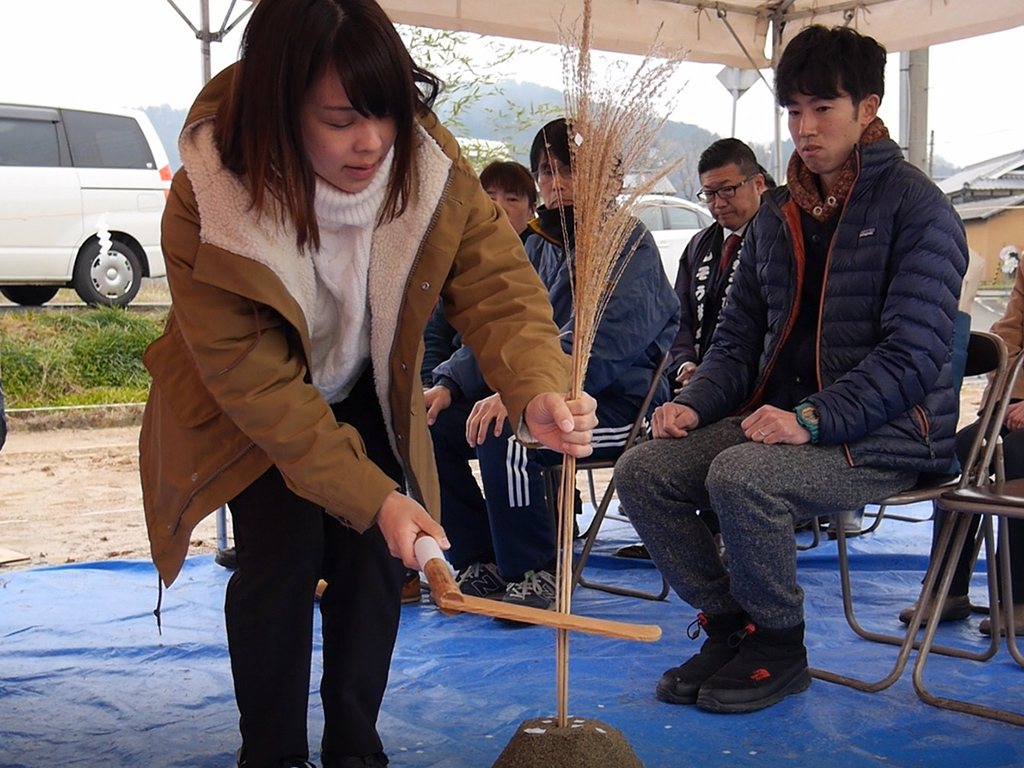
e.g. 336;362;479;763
414;536;445;570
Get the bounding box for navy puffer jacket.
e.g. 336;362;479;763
679;138;968;473
435;211;680;444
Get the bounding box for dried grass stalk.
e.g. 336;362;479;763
553;0;689;726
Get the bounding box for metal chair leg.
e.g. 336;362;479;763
811;510;998;692
547;463;669;601
912;513;1024;725
796;516;821;551
214;504;237;569
573;476;670;601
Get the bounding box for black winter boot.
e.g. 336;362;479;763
695;621;811;713
655;611;752;705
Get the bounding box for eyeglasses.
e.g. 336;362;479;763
697;175;756;204
535;163;574;181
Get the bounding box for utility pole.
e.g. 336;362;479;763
899;49;930;174
929;129;935;178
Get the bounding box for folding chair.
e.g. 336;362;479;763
810;330;1010;692
542;352;671;601
914;348;1024;725
798;312;975;552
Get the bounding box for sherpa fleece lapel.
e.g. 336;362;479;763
180;118;453;455
368;126;452;453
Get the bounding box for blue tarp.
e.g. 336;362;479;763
3;503;1024;767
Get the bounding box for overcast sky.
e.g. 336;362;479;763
1;1;1021;169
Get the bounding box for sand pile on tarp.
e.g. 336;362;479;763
492;717;643;767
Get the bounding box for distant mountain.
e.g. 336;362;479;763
143;80;725;189
143;80;959;193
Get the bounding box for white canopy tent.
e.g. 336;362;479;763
378;0;1023;70
379;1;1022;179
175;0;1023;178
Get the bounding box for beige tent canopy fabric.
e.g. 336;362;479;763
379;0;1023;68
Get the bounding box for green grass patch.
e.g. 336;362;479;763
0;307;167;408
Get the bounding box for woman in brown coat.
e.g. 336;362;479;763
139;1;595;766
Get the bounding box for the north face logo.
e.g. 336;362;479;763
750;668;771;683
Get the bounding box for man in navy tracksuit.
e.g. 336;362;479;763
615;25;967;712
424;118;679;613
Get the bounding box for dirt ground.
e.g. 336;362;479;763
0;415;220;572
0;379;988;575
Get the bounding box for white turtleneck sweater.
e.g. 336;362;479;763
309;150;393;404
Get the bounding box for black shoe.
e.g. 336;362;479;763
497;569;557;624
655;612;751;705
980;604;1024;636
454;562;507;598
824;508;865;540
216;546;238;569
898;593;971;625
236;748;317;768
695;621;811;713
613;543;651;559
334;753;389;767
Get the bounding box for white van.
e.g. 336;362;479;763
630;194;714;282
0;103;171;307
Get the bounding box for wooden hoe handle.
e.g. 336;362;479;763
413;535;661;642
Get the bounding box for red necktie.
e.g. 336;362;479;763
720;233;741;274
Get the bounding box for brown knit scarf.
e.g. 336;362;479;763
787;117;890;223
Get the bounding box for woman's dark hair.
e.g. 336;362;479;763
214;0;442;251
529;118;572;176
479;160;538;209
775;25;886;108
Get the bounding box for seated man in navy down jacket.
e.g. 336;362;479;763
424;117;680;612
614;25;967;713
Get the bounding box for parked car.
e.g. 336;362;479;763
0;103;171;307
630;194;713;281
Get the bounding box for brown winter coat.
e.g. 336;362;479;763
991;267;1024;403
140;67;569;586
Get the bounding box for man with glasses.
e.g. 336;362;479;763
670;139;770;392
613;139;771;564
614;25;966;713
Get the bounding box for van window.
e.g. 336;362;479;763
665;206;703;230
634;205;663;232
0;117;61;167
62;109;156;170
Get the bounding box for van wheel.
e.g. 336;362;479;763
0;285;61;306
73;239;142;307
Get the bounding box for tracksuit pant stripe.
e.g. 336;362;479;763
506;436;530;507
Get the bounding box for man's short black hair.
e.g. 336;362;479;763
697;138;761;178
529;118;572;175
775;25;886;107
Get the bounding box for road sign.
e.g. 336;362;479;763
716;67;760;97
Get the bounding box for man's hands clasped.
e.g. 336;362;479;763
652;402;813;445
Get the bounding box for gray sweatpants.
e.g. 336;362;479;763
614;417;916;629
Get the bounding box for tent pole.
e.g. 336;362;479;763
164;0;255;89
201;0;212;84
